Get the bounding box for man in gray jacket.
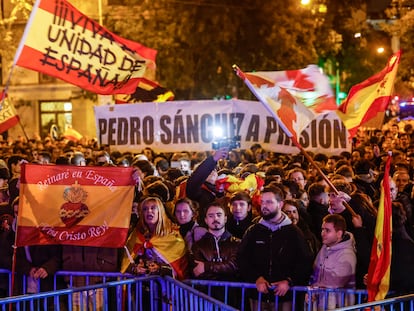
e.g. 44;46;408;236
310;214;357;310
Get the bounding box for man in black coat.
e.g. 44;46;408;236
191;201;240;307
226;191;254;239
237;185;313;311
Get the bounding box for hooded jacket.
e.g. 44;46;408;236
311;231;356;289
237;213;313;286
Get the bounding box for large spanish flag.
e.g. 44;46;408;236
367;153;392;301
16;164;135;248
121;229;189;280
13;0;157;95
337;51;401;139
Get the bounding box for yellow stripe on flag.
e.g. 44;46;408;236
18;184;133;227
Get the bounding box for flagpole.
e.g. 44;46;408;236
233;64;357;217
9;217;19;310
17;118;30;142
290;135;357;217
232;65;294;138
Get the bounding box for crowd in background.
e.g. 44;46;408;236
0;119;414;309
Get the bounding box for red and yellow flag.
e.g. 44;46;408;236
234;64;337;139
367;153;392;301
14;0;157;95
337;51;401;139
63;127;82;141
121;229;188;280
16;164;135;248
0;91;19;133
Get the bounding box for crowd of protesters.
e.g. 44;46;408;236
0;120;414;309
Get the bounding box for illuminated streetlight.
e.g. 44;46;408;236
377;47;385;54
301;0;311;5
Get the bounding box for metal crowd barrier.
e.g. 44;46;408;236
335;294;414;311
185;279;369;311
1;270;414;311
0;273;236;311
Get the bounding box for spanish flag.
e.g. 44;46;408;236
367;153;392;301
115;79;174;103
14;0;157;95
0;91;19;133
337;51;400;139
63;127;83;142
121;229;188;280
16;164;135;248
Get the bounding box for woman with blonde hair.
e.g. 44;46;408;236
121;196;189;280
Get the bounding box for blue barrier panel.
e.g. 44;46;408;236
185;279;368;311
163;276;238;311
0;275;238;311
334;293;414;311
0;276;162;311
3;270;414;310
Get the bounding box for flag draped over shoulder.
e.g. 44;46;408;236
337;51;401;139
0;91;19;133
234;64;337;139
367;153;392;301
16;164;135;248
121;228;188;280
115;79;174;103
13;0;157;95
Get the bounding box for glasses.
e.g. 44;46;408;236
290;178;304;182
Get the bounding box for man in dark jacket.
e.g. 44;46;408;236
191;201;240;307
237;185;313;311
226;191;254;239
192;201;240;281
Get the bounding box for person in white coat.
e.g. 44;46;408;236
310;214;357;310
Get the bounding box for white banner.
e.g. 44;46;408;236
94;100;351;155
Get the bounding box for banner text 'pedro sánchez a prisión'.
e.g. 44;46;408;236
94;100;350;155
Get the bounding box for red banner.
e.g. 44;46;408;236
16;164;135;247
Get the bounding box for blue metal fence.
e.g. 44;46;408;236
185;279;368;311
0;275;236;311
335;293;414;311
1;270;413;310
